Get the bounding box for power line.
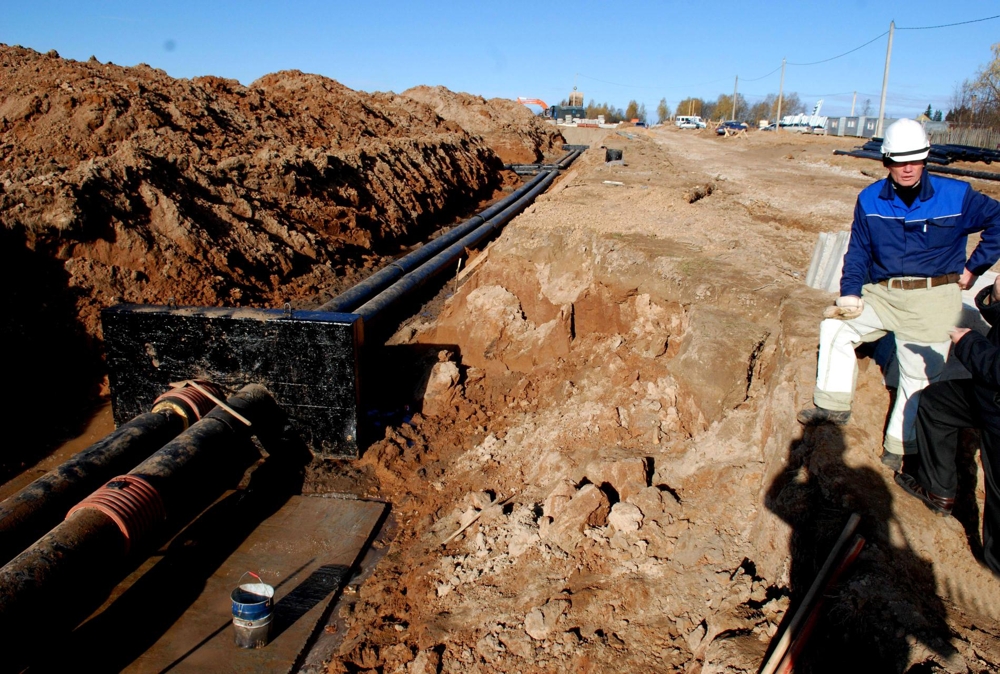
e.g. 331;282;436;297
742;64;784;83
576;13;998;105
787;31;888;66
897;15;999;30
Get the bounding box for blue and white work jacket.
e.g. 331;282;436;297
840;174;1000;297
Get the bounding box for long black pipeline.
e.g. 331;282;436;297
354;169;560;323
927;164;1000;182
319;170;550;314
0;385;277;668
832;150;1000;182
557;149;582;168
0;409;186;568
504;149;582;174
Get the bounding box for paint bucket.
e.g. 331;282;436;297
231;572;274;648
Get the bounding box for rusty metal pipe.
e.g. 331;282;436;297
0;409;187;567
0;385;277;668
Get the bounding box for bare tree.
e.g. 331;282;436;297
967;42;1000;127
585;101;625;123
709;93;749;121
656;98;671;124
676;97;705;117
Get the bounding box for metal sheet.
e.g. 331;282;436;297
49;495;386;673
102;305;363;458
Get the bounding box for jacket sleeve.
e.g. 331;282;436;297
975;285;1000;328
963;189;1000;275
840;199;871;297
954;330;1000;390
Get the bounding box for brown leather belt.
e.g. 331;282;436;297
877;273;960;290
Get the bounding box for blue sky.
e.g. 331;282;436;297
4;1;998;120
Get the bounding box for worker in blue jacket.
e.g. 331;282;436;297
797;119;1000;472
896;275;1000;575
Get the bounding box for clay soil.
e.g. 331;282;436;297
314;128;1000;674
3;46;1000;674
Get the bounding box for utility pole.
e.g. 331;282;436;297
732;75;739;121
851;91;857;116
776;58;786;131
876;20;894;137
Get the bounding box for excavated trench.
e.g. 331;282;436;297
321;131;1000;674
4;43;999;667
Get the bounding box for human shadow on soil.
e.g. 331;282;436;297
765;424;960;672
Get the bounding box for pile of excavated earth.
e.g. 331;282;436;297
0;44;559;476
2;45;1000;673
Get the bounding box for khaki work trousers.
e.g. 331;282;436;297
813;281;961;456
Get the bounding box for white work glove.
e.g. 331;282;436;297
823;295;864;320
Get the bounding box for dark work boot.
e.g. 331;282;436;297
894;472;954;517
796;406;851;426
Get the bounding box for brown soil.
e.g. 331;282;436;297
401;86;562;165
314;128;1000;673
0;45;561;475
3;44;1000;674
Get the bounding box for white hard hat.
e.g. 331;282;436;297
881;119;930;162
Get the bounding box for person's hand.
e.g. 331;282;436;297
993;275;1000;302
950;327;971;344
823;295;864;320
958;268;978;290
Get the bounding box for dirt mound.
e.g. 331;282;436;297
403;85;563;164
0;45;539;469
1;46;505;330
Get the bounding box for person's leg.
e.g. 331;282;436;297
884;338;952;457
980;427;1000;576
812;303;887;412
914;380;975;497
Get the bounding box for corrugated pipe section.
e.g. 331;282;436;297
0;384;279;669
0;382;222;567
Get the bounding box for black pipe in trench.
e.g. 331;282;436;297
354;169;560;325
319;169;551;314
0;385;276;668
0;409;187;568
0;150;580;664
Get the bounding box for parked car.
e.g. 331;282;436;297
676;115;706;129
716;121;749;135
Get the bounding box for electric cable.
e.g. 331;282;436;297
741;64;784;83
787;31;888;66
897;15;999;30
574;13;997;112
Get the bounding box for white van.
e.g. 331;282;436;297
675;115;706;129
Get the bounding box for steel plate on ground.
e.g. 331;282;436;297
50;495;386;673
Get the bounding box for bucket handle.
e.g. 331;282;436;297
238;571;264;588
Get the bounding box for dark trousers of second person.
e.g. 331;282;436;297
915;379;1000;575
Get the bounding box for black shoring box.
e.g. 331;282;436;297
102;304;363;459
